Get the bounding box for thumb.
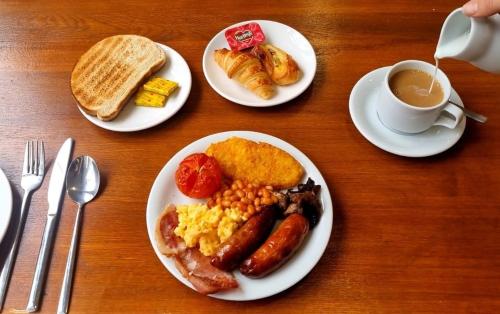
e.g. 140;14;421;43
463;0;500;17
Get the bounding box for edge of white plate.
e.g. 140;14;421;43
77;43;192;132
146;131;333;301
0;167;13;243
202;20;317;107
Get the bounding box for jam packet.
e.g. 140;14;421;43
225;22;265;51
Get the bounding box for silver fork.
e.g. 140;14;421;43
0;141;45;311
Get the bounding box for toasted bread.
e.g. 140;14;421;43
71;35;166;121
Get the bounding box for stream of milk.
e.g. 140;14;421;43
428;30;470;94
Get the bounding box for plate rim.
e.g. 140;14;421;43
0;167;13;244
77;43;192;132
145;130;333;300
349;66;466;158
202;20;317;107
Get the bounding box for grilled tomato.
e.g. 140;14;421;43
175;153;222;198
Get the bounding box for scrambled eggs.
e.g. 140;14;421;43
174;204;246;256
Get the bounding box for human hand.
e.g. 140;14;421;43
463;0;500;17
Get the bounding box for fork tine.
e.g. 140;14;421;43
34;141;39;176
29;141;34;174
22;141;29;175
38;141;45;176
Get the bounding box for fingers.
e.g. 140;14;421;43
463;0;500;17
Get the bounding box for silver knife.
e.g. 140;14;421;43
25;138;74;312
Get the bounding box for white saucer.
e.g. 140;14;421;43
0;167;13;244
78;43;192;132
203;20;316;107
349;67;466;157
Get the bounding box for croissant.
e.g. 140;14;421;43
251;44;301;85
214;48;274;99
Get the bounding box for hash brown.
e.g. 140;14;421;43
205;137;304;189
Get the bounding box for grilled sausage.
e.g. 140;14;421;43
210;205;277;271
240;213;309;278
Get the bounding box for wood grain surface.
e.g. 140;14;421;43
0;1;499;313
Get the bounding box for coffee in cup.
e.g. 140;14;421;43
376;60;464;134
389;69;444;108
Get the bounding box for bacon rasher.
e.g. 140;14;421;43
155;204;238;294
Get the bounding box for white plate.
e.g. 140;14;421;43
203;20;317;107
349;67;466;157
78;43;192;132
146;131;333;300
0;167;13;244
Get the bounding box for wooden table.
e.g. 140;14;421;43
1;1;499;313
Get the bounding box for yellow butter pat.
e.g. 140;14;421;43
143;77;178;96
134;89;166;107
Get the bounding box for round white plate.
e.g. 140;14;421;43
349;67;466;157
203;20;317;107
78;43;192;132
0;167;13;244
146;131;333;300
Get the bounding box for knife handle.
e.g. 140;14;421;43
26;214;58;312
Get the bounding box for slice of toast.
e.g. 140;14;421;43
70;35;166;121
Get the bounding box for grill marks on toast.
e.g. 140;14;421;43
76;37;135;106
100;41;149;100
73;36;123;84
96;42;151;117
70;35;166;121
73;38;125;108
89;41;135;99
72;36;128;109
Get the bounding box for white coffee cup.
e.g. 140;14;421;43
376;60;464;134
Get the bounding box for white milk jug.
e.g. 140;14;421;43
436;8;500;73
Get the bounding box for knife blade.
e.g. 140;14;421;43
48;138;74;215
25;138;73;312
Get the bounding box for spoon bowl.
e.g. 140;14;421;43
66;156;100;205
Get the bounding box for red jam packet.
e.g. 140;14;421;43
225;22;265;51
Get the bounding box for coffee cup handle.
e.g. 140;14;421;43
432;103;464;129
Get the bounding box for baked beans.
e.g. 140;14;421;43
207;179;278;219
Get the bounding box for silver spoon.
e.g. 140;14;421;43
57;156;100;314
449;100;488;123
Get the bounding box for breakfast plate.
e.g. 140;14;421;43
146;131;333;300
78;43;192;132
203;20;317;107
0;167;13;244
349;67;466;157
